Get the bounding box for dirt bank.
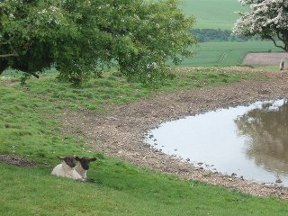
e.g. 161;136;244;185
63;67;288;199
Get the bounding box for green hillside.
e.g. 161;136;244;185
178;0;281;67
181;41;282;67
181;0;245;29
1;71;288;215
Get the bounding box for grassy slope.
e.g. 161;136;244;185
1;163;288;216
0;2;286;215
0;70;257;163
2;71;288;215
181;0;244;29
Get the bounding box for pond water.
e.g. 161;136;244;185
146;99;288;186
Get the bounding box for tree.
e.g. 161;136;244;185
233;0;288;51
235;99;288;174
107;0;196;84
0;0;196;85
0;0;112;83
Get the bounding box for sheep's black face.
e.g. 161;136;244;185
76;157;97;170
80;159;90;170
63;156;76;168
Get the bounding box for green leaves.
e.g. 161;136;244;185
0;0;196;85
108;0;196;84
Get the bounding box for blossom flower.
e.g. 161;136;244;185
233;0;288;51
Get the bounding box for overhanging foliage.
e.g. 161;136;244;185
0;0;196;84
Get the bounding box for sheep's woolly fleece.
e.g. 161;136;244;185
63;67;288;199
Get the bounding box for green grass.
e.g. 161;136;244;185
1;68;257;112
0;69;254;164
1;161;288;216
1;70;287;215
181;0;245;29
256;65;280;71
161;68;263;91
182;41;282;67
0;83;88;164
23;73;151;111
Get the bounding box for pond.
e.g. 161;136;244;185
146;99;288;186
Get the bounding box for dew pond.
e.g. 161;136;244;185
146;99;288;186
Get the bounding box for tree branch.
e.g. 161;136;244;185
276;32;284;41
24;71;40;79
267;36;286;51
0;53;19;58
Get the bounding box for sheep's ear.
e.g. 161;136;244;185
89;157;97;162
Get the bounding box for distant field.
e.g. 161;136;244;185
178;0;280;68
181;0;245;29
180;41;282;67
243;53;288;67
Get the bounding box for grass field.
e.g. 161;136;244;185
177;1;282;67
2;162;288;216
0;69;260;163
0;69;252;166
181;0;245;29
3;70;288;215
180;41;283;67
0;1;286;214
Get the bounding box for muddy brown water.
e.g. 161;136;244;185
146;99;288;186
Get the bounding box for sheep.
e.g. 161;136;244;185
280;59;285;70
280;57;288;71
74;157;97;180
51;156;84;181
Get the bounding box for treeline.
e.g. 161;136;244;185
191;29;256;42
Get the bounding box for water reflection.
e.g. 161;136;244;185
146;99;288;186
235;99;288;175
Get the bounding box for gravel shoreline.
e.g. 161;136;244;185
63;68;288;199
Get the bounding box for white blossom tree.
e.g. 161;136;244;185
233;0;288;51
